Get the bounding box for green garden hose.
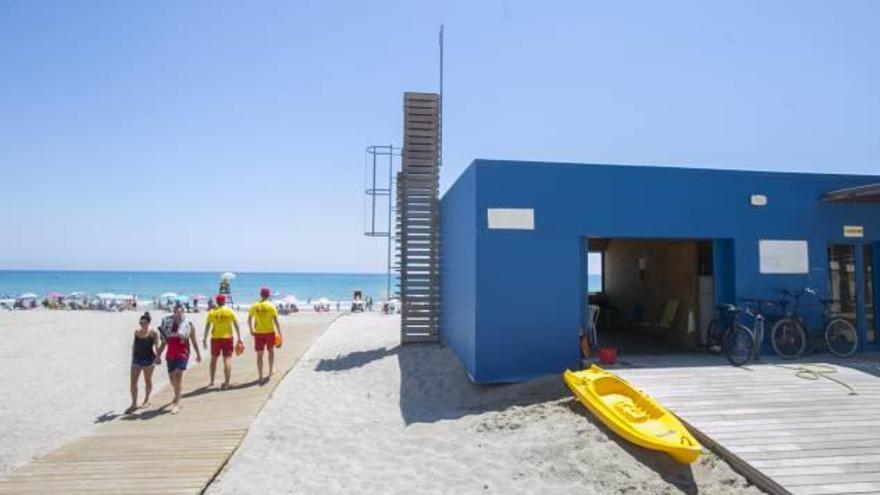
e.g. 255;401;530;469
776;363;858;396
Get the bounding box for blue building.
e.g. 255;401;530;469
440;159;880;383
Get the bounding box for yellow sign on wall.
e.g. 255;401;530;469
843;225;864;238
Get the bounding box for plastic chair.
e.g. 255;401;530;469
588;304;601;346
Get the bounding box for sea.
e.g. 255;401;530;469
0;270;394;302
0;270;605;301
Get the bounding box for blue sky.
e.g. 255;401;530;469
2;1;878;272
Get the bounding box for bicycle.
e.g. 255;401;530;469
706;304;738;354
710;302;767;366
769;287;858;359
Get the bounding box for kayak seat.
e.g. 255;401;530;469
613;400;649;422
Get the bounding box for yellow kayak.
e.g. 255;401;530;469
564;366;702;464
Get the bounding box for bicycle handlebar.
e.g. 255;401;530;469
780;286;817;300
739;298;786;314
719;303;758;318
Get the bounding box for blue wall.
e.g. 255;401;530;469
440;159;880;383
439;165;478;378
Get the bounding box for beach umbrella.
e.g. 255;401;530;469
96;292;115;299
191;294;205;300
19;292;38;299
174;295;188;302
46;292;63;299
220;272;236;280
282;295;299;304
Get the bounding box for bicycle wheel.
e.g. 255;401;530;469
770;318;807;359
723;323;755;366
825;318;858;357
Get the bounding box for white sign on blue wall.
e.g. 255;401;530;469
758;240;809;274
487;208;534;230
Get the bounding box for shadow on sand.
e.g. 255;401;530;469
94;411;120;424
397;342;570;425
561;399;698;494
315;346;400;372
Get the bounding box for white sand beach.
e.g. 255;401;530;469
0;309;218;476
208;314;762;495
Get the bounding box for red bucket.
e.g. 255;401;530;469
598;347;618;365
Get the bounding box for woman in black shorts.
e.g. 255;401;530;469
127;312;161;414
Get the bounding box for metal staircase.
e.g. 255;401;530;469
397;92;441;343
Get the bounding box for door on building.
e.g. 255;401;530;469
863;245;876;345
828;244;877;347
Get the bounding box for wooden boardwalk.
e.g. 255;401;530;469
0;313;336;495
614;354;880;495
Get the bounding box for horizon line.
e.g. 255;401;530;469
0;268;389;275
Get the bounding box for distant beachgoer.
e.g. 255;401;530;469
203;294;241;390
219;278;232;305
158;303;202;414
248;287;282;382
126;311;161;414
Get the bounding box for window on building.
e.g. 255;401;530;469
865;245;875;343
828;245;857;322
588;251;603;293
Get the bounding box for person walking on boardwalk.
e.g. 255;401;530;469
203;294;242;390
248;287;282;382
158;303;202;414
126;311;161;414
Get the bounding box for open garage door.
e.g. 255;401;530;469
584;238;732;356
